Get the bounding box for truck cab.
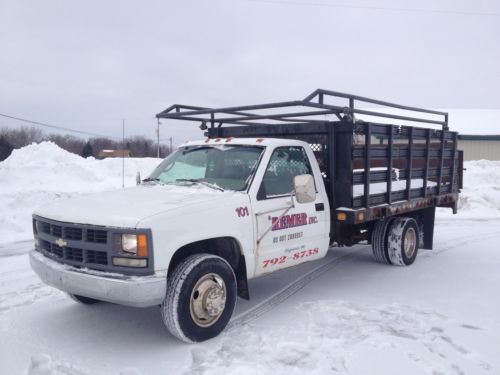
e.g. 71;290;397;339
30;137;330;342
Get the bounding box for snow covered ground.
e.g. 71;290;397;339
0;142;499;374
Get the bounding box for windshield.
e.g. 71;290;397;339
147;144;264;191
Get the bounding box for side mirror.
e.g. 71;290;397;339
136;171;141;186
294;174;316;203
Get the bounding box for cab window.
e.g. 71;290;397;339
258;146;312;200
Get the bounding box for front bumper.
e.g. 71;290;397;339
30;251;166;307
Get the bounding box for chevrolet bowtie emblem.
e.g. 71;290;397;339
55;238;67;247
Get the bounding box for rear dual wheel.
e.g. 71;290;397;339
372;217;419;266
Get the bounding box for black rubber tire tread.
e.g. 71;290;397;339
371;218;394;264
68;293;101;304
387;217;420;266
161;253;236;343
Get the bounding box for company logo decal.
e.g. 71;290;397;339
55;238;67;247
269;212;317;231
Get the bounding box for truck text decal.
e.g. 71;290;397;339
271;213;308;231
262;248;320;268
270;213;317;231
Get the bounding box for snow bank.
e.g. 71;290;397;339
0;142;160;246
456;160;500;216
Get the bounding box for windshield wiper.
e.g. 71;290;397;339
176;179;224;192
142;178;161;183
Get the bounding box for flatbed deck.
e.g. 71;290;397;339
157;89;462;247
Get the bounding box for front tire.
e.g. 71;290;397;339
68;293;101;304
387;217;420;266
162;254;237;343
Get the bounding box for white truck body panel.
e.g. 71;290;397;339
32;137;331;300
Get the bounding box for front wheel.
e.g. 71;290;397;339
68;293;101;304
161;254;237;343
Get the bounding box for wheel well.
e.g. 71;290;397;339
168;237;250;300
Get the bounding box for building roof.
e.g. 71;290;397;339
97;149;132;158
458;135;500;141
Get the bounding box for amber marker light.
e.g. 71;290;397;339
337;212;347;221
137;234;149;257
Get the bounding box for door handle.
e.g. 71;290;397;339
315;203;324;212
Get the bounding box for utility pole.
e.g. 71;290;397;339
156;118;160;158
169;136;173;155
122;120;125;189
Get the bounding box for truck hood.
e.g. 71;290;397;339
34;184;239;228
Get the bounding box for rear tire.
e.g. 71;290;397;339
387;217;420;266
162;254;237;343
68;293;101;304
371;218;394;264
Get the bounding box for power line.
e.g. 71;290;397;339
0;112;122;139
248;0;500;17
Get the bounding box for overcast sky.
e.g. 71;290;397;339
1;0;499;143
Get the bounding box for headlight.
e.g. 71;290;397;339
114;234;148;257
122;234;138;254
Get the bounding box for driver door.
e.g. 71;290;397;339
252;146;327;276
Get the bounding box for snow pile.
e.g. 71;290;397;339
0;142;160;246
456;160;500;216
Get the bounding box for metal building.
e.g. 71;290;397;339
458;135;500;161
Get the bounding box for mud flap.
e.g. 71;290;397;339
421;207;435;250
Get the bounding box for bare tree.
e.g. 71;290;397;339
0;127;44;148
0;126;168;159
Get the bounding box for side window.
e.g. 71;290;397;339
258;146;313;200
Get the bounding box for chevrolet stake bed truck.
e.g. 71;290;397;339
30;90;462;342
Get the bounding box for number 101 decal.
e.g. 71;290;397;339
235;206;249;218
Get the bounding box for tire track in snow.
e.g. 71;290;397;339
0;254;63;314
0;239;33;258
228;229;500;329
425;231;500;257
227;249;361;329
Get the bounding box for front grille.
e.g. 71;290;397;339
39;221;51;234
35;217;110;270
52;225;62;237
40;239;51;252
87;229;107;244
86;250;108;265
64;227;83;240
33;215;153;276
65;247;84;262
41;240;63;258
52;244;63;258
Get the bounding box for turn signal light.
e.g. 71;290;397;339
138;234;148;257
337;212;347;221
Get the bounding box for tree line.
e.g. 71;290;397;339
0;127;172;161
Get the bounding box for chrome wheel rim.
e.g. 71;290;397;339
189;273;227;327
404;227;417;258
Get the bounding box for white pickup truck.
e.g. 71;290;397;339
30;90;461;342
